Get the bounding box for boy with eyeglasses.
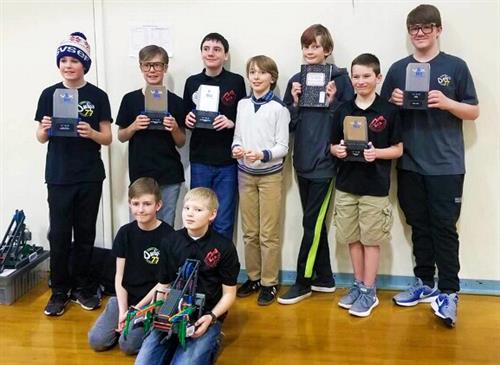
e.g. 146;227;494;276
183;33;246;240
117;45;185;226
381;4;479;327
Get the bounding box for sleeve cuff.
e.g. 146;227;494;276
261;150;272;162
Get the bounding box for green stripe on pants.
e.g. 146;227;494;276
304;180;334;278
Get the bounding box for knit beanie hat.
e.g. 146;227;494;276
56;32;92;74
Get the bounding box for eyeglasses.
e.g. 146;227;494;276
408;23;437;35
140;62;166;72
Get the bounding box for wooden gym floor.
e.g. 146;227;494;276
0;280;499;365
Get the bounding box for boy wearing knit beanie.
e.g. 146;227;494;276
35;32;113;317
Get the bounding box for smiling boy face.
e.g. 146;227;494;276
201;40;228;72
129;193;162;229
302;36;330;65
351;64;381;97
59;56;85;84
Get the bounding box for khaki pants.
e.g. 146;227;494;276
238;170;283;286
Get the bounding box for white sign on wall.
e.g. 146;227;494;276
129;23;173;58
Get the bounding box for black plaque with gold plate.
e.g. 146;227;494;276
343;116;368;162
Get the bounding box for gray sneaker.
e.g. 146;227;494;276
348;284;379;317
338;280;361;309
393;278;439;307
431;293;458;328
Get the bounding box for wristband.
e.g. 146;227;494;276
207;311;217;325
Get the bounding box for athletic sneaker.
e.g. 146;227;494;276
257;285;278;306
393;278;439;306
236;279;261;298
338;280;362;309
431;293;458;328
311;276;336;293
277;284;312;305
71;289;101;310
44;292;70;316
348;285;379;317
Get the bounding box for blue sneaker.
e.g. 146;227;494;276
338;280;361;309
393;278;439;306
431;293;458;328
348;284;379;317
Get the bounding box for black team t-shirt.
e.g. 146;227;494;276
159;228;240;314
112;220;174;305
183;69;246;165
116;89;185;186
35;82;112;184
331;95;402;196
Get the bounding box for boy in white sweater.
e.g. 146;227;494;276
232;55;290;305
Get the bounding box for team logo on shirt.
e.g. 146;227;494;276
369;115;387;132
204;248;221;268
78;100;95;117
437;74;452;87
221;90;237;106
143;247;160;265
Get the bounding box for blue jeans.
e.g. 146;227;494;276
190;163;237;239
157;183;182;227
134;321;222;365
88;297;144;355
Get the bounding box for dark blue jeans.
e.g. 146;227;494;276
190;163;237;239
134;322;222;365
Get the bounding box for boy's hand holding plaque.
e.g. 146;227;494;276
343;116;368;162
50;88;79;137
144;86;169;130
194;85;220;129
403;62;430;110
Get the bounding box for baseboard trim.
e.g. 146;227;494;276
237;270;500;295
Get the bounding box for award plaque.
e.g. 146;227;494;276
144;85;169;130
299;64;332;108
194;85;220;129
50;88;79;137
343;116;368;162
403;63;430;110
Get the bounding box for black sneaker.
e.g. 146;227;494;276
311;277;336;293
277;284;312;305
257;285;278;306
44;292;70;316
237;279;261;298
71;289;101;310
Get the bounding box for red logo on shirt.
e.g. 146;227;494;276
221;90;237;106
204;248;221;268
369;115;387;132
